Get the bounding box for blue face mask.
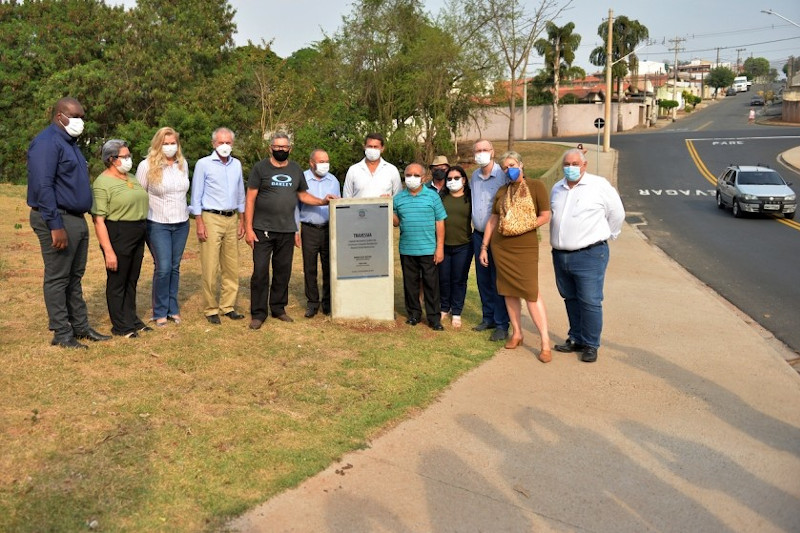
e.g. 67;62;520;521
563;165;582;182
505;167;521;181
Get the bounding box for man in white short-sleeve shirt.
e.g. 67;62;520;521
342;132;401;198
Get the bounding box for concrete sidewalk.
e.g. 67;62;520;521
230;146;800;532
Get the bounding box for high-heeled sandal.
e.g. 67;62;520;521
538;349;552;363
504;336;524;349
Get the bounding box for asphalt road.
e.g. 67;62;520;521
607;96;800;354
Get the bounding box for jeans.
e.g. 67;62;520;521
439;243;471;316
472;231;509;329
146;220;189;319
552;243;609;348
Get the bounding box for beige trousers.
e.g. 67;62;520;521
199;212;240;316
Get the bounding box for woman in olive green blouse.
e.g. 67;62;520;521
92;139;150;338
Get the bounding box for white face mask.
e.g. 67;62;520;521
162;144;178;158
364;147;381;162
62;116;84;138
215;143;233;158
117;156;133;173
474;151;492;167
313;162;330;177
404;176;422;190
446;178;463;192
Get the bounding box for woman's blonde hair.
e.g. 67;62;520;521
499;150;523;168
146;127;185;186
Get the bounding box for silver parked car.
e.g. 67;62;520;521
716;165;796;219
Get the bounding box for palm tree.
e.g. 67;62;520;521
534;21;581;137
589;15;649;132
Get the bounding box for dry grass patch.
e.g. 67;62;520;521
0;143;566;532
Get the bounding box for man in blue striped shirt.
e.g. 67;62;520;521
393;163;447;330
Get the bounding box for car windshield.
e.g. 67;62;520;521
738;171;785;186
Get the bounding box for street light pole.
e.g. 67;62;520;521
761;9;800;29
603;9;613;153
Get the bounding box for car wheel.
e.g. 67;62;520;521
716;192;725;209
786;212;795;220
732;199;744;218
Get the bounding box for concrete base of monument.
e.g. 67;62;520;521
329;197;395;321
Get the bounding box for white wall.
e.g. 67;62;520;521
456;102;651;141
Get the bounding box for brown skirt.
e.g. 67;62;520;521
491;227;540;301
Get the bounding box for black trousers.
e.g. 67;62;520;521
300;223;330;311
104;220;147;335
400;254;441;325
30;209;90;339
250;230;294;320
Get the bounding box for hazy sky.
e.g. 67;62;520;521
126;1;800;75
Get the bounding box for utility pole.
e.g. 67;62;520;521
736;48;746;73
668;37;685;121
603;9;613;152
715;47;720;68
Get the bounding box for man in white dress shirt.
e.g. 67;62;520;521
342;133;401;198
549;148;625;363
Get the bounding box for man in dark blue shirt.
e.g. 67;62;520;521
27;97;111;349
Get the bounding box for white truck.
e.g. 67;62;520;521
733;76;749;92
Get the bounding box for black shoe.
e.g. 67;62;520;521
405;317;419;326
206;314;221;325
430;322;444;331
113;330;139;338
555;338;586;353
274;314;294;323
581;346;598;363
139;325;154;333
472;321;496;332
225;310;245;320
74;328;111;342
489;328;509;342
51;336;88;349
304;307;318;318
321;307;331;316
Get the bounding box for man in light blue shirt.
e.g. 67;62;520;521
393;163;447;330
298;149;341;317
190;127;246;324
470;139;511;341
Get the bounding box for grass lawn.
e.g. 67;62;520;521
0;141;569;532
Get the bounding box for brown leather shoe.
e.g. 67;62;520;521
249;319;264;330
274;314;294;323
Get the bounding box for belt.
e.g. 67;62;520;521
32;206;85;217
301;221;329;229
556;240;607;253
203;209;237;217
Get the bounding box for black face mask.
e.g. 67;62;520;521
432;168;447;182
272;149;290;162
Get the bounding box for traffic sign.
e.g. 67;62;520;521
594;117;605;129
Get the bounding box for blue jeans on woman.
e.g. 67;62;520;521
439;243;472;316
146;220;189;320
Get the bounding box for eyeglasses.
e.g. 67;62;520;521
271;145;290;151
446;176;462;181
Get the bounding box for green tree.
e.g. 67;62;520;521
589;15;649;132
706;66;736;96
534;21;581;137
782;57;800;79
743;57;770;81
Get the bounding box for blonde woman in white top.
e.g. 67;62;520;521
135;127;190;326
